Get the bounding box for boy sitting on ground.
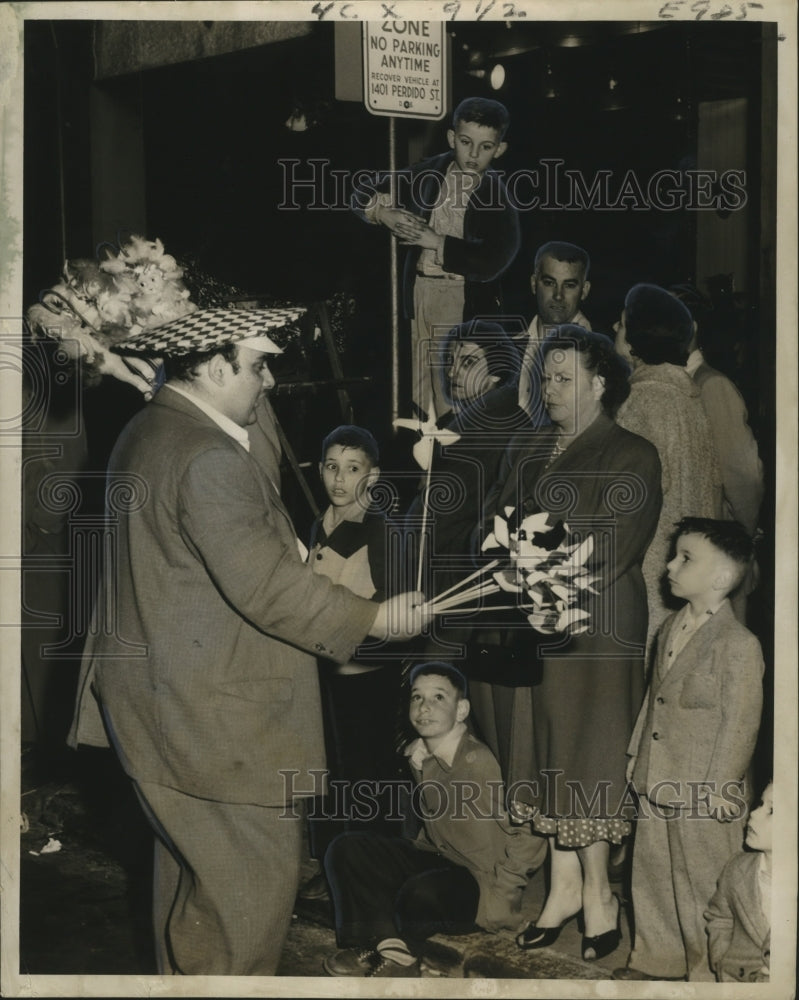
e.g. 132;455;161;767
322;660;542;978
705;781;772;983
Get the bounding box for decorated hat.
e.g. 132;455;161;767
111;306;306;356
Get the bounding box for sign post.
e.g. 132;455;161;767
362;21;448;429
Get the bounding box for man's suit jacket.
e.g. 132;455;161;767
705;850;770;982
68;387;378;806
628;600;764;807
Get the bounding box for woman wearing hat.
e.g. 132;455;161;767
614;283;722;651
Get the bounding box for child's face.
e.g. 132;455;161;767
409;674;469;744
319;445;377;509
448;340;498;402
745;784;773;852
447;119;507;175
666;533;735;603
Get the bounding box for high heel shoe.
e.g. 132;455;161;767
516;909;584;950
582;894;622;961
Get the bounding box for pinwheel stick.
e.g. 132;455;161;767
427;579;502;613
425;575;507;612
424;558;502;610
416;456;434;592
436;603;526;614
415;392;437;593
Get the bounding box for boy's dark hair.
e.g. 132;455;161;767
672;517;755;589
452;97;510;139
624;283;693;366
321;425;380;466
534;241;591;280
409;661;468;699
540;325;632;417
163;342;240;382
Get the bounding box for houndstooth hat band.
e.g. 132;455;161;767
112;307;305;356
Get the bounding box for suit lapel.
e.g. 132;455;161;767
656;602;733;692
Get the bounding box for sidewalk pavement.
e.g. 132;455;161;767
18;761;630;984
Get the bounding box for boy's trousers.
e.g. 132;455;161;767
325;831;479;954
629;795;746;981
411;277;465;418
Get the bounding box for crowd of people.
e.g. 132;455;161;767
44;95;770;982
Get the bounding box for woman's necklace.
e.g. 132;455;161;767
544;433;570;469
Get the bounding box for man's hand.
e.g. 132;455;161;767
101;353;162;401
369;591;429;641
72;325;162;401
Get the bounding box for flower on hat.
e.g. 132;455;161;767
25;234;198;369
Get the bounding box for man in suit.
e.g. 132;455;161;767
68;308;426;976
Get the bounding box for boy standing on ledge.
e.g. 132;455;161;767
352;97;520;418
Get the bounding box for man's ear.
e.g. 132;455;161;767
581;279;591;302
318;462;324;480
446;128;455;150
530;273;538;296
456;698;470;723
493;141;508;160
206;353;228;386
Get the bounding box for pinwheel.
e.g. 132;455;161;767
422;508;598;638
393;395;461;590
